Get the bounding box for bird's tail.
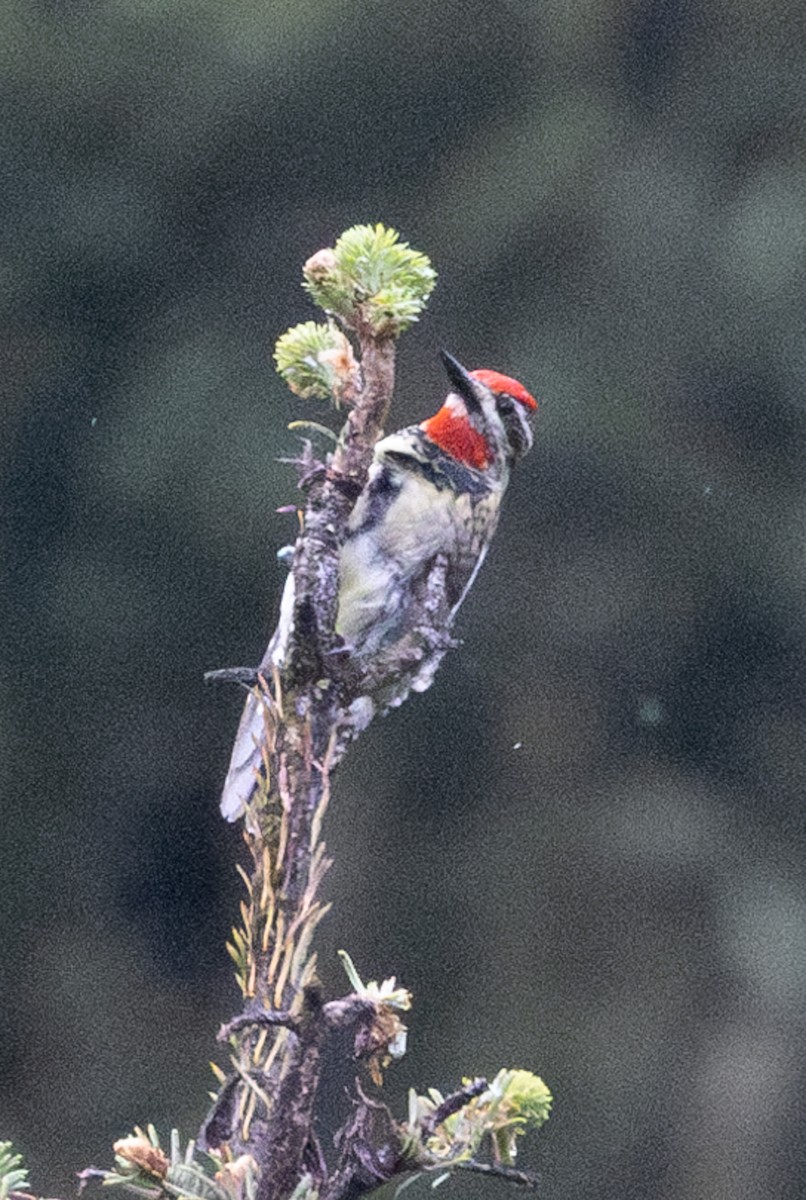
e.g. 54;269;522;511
219;571;297;822
219;686;275;822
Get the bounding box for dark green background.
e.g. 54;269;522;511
2;2;805;1198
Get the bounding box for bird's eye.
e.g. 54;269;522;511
496;394;516;414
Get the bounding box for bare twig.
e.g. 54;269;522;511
419;1078;488;1139
455;1161;539;1189
204;667;260;686
218;1009;300;1040
218;994;376;1043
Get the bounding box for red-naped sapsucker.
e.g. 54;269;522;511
220;351;537;821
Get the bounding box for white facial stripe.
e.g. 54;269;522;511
445;393;468;416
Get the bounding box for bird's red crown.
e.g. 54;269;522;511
470;369;538;410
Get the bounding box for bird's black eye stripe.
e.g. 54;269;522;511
495;394;516;414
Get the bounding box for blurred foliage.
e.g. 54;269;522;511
0;1142;29;1200
2;3;806;1200
274;321;358;403
96;1126;254;1200
301;224;437;336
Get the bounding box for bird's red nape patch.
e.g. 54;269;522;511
421;405;492;469
471;369;538;411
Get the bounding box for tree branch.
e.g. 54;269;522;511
208;321;398;1200
194;229;551;1200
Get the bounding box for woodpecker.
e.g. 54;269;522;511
219;351;537;821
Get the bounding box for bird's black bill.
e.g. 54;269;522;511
440;349;483;414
